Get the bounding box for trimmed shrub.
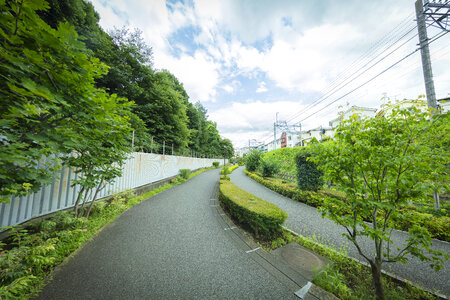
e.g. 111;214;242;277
222;164;239;174
260;159;279;178
219;180;288;239
244;170;449;242
220;167;230;175
245;150;261;172
228;164;239;173
212;162;220;168
179;169;191;179
295;151;323;191
244;170;324;207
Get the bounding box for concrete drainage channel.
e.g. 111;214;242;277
210;181;338;300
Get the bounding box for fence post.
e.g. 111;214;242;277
151;136;153;154
131;131;135;151
163;141;165;155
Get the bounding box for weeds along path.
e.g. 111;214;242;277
231;167;450;297
37;169;299;299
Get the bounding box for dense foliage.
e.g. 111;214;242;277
245;150;262;172
310;102;449;299
219;180;287;239
260;159;279;178
261;147;302;174
295;150;323;191
0;0;233;202
37;0;234;158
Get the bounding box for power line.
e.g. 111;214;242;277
284;13;418;123
296;30;449;124
286;26;419;124
285;8;447;125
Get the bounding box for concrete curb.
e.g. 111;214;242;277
212;180;339;300
283;227;449;300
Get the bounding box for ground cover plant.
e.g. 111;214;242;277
218;180;287;239
0;167;213;299
295;233;440;300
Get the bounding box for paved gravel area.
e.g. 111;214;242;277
231;167;450;297
37;169;298;299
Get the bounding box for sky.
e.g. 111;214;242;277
90;0;450;149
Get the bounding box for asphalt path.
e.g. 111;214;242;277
36;169;301;299
230;167;450;297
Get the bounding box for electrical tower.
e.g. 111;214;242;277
415;0;450;110
273;113;302;148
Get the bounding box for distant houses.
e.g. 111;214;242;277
236;98;447;156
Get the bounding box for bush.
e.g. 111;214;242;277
244;170;449;242
244;170;325;207
245;150;261;172
295;150;323;191
212;162;220;168
228;164;240;173
219;180;288;239
260;159;279;178
179;169;191;179
222;164;239;174
261;147;303;174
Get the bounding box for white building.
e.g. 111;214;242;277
329;106;378;129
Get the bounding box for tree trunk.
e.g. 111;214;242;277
74;186;86;218
85;180;104;219
370;260;385;300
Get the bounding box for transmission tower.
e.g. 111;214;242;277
415;0;450;109
273;113;302;147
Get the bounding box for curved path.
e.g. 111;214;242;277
37;169;302;299
231;167;450;296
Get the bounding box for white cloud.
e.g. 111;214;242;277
256;81;268;93
157;50;220;102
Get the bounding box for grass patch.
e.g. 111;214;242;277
218;180;287;240
0;167;213;299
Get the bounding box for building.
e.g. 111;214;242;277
329;106;378;128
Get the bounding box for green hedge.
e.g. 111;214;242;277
228;164;239;173
390;209;450;241
295;151;323;191
219;180;288;239
244;170;450;242
220;164;239;174
244;170;325;207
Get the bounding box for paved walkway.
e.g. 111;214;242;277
37;169;309;299
230;167;450;297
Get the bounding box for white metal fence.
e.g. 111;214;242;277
0;152;224;228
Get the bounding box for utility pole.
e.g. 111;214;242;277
415;0;450;110
415;0;450;209
415;0;437;109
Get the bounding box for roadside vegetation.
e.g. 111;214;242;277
0;167;213;299
218;180;288;240
243;101;449;299
1;0;233;206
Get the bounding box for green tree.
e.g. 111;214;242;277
0;0;131;201
245;150;262;172
221;139;234;159
311;103;449;299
